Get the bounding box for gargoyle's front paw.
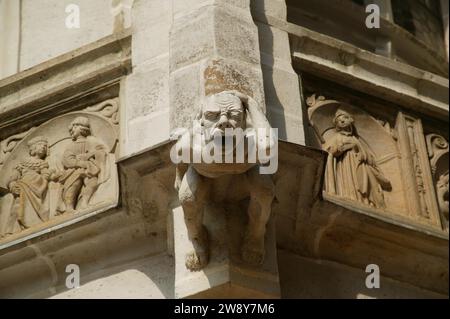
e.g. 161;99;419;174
242;237;265;266
185;227;209;271
185;250;208;271
64;208;76;215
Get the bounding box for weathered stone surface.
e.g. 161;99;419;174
204;59;265;109
170;7;215;72
131;0;171;66
251;0;287;21
169;63;203;130
0;0;20;79
278;250;447;299
124;62;169;121
20;0;114;70
50;254;174;299
173;0;251;18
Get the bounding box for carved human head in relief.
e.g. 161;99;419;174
69;117;91;140
27;136;49;159
333;109;354;132
200;92;246;141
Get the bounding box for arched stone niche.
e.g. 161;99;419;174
0;109;119;241
307;95;407;217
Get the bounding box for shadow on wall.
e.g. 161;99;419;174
277;249;448;299
252;0;287;141
47;253;176;299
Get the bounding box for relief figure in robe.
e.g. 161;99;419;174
6;136;57;232
57;117;110;214
325;109;391;209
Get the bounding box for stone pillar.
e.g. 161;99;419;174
170;0;266;130
251;0;306;145
120;0;172;157
169;0;280;298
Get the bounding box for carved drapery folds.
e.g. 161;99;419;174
0;99;120;240
307;94;445;231
324;109;392;209
307;95;396;210
427;134;449;230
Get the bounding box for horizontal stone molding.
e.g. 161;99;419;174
288;26;449;121
0;30;132;137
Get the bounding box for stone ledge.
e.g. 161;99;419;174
0;206;168;298
323;193;449;240
251;6;448;120
288;26;449;121
0;29;132;137
276;195;449;295
0;202;118;253
252;0;448;76
273;141;448;295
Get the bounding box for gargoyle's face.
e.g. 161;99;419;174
202;94;245;141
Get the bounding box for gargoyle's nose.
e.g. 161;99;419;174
218;115;231;130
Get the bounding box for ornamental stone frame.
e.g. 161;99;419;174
0;100;120;243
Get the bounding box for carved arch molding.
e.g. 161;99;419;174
0;99;120;241
307;94;448;232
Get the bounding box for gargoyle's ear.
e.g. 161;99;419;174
229;90;261;114
224;91;261;130
245;108;254;129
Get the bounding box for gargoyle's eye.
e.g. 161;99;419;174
229;111;241;119
204;111;220;120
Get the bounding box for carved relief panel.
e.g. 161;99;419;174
426;134;449;231
395;113;441;228
0;99;120;241
307;94;445;231
307;95;403;213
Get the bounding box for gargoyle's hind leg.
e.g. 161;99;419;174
243;166;275;266
178;166;211;271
